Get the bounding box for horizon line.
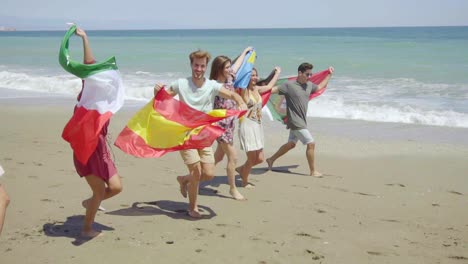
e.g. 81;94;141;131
2;24;468;32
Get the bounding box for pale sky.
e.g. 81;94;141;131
1;0;468;30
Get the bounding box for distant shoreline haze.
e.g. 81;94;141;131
0;25;467;32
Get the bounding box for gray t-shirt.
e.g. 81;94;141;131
278;80;318;130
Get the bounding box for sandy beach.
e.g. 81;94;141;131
0;101;467;264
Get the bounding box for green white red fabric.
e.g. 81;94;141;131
59;25;124;164
263;69;331;123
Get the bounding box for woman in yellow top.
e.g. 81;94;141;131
237;67;281;187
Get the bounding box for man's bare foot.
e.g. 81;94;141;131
229;188;246;200
266;158;274;171
187;210;202;219
82;199;106;211
310;171;323;177
80;229;103;239
177;176;188;198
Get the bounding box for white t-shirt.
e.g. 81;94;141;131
170;77;223;113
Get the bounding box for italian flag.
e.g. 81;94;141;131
59;25;124;164
115;89;246;158
263;69;331;123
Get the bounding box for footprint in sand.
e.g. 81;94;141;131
216;223;241;228
291;184;309;189
367;251;385;256
305;250;324;260
249;236;261;241
380;219;400;223
385;183;406;187
354;192;376;196
194;227;213;237
296;232;321;239
335;187;349;193
448;190;463;195
448;256;468;260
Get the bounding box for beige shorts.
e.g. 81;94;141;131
179;147;215;165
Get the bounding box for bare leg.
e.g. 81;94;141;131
82;175;106;238
237;150;264;188
177;175;188;198
219;143;244;200
214;143;225;165
306;143;322;177
186;163;202;218
103;174;123;199
200;163;215;182
0;185;10;236
82;174;123;211
266;142;295;170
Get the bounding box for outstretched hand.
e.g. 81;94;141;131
238;102;248;111
328;66;335;75
75;28;87;38
243;46;254;54
274;66;281;74
153;83;165;97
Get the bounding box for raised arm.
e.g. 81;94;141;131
317;66;334;91
230;47;253;74
75;28;95;64
257;66;281;94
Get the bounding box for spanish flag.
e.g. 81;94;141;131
114;89;246;158
263;69;331;123
60;25;124;164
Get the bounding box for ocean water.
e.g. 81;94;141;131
1;27;468;128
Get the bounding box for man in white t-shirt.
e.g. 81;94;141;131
0;165;10;236
154;50;247;218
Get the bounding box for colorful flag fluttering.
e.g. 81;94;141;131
262;69;331;123
60;25;125;164
114;89;246;158
233;50;256;89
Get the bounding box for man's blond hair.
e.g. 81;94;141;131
189;50;211;64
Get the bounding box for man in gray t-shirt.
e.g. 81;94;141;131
266;63;334;177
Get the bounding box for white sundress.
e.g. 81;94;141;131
238;93;264;152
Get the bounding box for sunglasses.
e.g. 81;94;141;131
304;72;313;77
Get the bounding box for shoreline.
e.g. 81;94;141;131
2;96;467;147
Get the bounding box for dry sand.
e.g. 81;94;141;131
0;102;467;263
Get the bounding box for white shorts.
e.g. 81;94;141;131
288;129;314;145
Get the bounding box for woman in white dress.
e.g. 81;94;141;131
237;67;281;187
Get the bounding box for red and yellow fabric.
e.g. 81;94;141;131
115;89;246;158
